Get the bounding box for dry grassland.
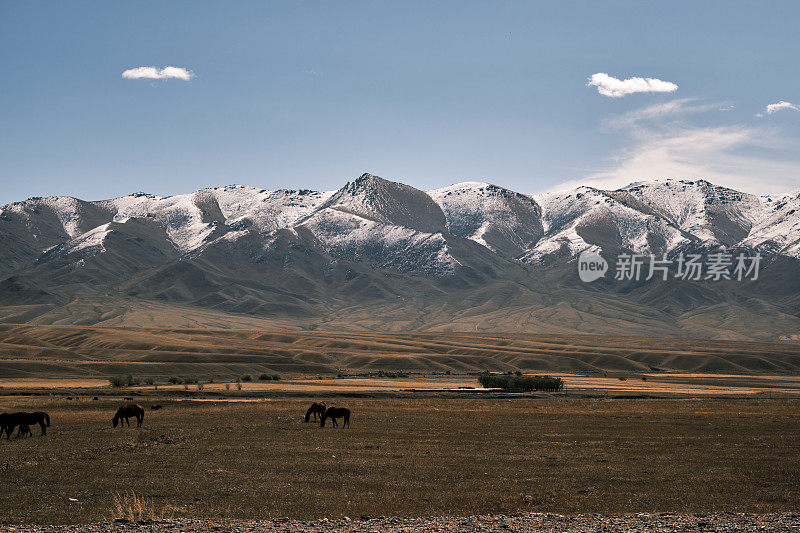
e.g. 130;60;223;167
0;397;797;524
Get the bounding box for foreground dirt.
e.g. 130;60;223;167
3;513;800;532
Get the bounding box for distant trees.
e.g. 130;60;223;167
478;374;563;392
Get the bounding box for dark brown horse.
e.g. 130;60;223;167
0;412;50;439
113;404;144;428
304;401;326;422
320;406;350;428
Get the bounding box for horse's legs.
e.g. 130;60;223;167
40;421;46;436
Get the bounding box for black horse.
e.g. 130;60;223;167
0;412;50;439
304;401;326;422
113;404;145;428
320;406;350;428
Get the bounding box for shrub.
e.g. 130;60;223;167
144;377;154;386
241;374;252;382
258;373;269;381
183;384;189;391
110;376;125;388
197;383;204;391
167;376;181;385
271;374;281;381
478;374;563;392
236;381;242;390
225;383;230;391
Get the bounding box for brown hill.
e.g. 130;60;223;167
0;324;798;380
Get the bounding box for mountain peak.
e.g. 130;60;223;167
328;173;447;233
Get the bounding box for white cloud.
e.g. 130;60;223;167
552;99;800;195
122;66;195;81
587;72;678;98
766;101;799;114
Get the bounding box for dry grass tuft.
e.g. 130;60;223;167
109;491;173;522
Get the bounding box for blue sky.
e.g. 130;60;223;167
2;1;800;204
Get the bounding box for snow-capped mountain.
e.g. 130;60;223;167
3;174;800;272
1;174;799;339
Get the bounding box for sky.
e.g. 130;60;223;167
2;1;800;205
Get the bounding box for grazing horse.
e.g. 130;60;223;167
0;412;50;439
304;402;326;422
113;404;145;428
320;406;350;428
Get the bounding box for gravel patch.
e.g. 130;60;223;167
2;513;800;532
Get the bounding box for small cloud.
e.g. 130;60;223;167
766;101;799;114
587;72;678;98
122;66;195;81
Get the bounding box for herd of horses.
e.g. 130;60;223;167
1;401;350;439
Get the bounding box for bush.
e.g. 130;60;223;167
144;377;154;386
271;374;281;381
167;376;181;385
258;373;281;381
225;383;230;391
110;376;125;388
478;374;563;392
197;383;204;391
236;382;242;390
241;374;252;382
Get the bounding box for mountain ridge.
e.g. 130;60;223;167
1;174;799;340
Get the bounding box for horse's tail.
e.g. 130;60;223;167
139;405;145;421
44;413;50;427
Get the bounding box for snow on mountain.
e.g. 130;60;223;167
428;182;543;256
615;180;763;245
741;190;800;257
103;186;335;253
56;222;112;256
1;195;113;242
298;208;457;275
525;186;687;262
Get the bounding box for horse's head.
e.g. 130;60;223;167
112;415;119;428
320;413;327;427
